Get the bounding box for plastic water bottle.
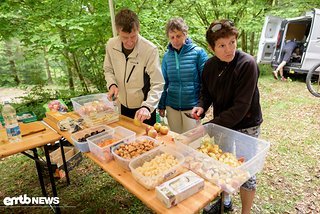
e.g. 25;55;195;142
1;101;22;143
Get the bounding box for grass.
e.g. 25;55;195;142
244;74;320;214
1;71;319;213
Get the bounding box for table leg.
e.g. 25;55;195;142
59;138;70;185
220;191;225;213
44;144;61;214
32;148;48;197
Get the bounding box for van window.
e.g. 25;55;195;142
285;21;310;41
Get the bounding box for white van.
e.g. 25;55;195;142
257;8;320;74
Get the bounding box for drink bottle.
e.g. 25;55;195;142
1;101;22;143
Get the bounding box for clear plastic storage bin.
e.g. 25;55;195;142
70;125;113;153
175;123;270;193
71;93;119;126
129;145;185;190
87;126;136;162
111;136;160;171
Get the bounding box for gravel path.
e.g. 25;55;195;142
0;87;29;103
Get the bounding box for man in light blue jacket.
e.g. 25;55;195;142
158;17;208;133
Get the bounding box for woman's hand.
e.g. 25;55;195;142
158;109;165;117
191;107;204;118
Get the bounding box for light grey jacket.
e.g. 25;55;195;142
104;35;164;113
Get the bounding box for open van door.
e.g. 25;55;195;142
302;8;320;71
257;16;284;64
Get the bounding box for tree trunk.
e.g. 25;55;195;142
250;32;255;56
59;30;74;91
241;30;247;53
273;0;278;6
72;52;89;93
43;46;53;84
5;41;20;85
66;54;74;91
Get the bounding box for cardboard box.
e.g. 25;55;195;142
155;170;204;208
50;147;75;167
49;146;83;178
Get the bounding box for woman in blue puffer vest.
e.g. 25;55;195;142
158;17;208;133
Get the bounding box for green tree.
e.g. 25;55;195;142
1;0;320;91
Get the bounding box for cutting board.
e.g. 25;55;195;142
0;122;46;144
20;122;46;137
46;111;79;122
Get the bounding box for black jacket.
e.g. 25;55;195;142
199;50;263;130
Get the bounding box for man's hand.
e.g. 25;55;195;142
107;85;119;101
135;107;151;123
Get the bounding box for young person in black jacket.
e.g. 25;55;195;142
192;20;263;214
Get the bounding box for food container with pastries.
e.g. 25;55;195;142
129;145;184;190
175;123;270;193
71;125;113;153
71;93;119;127
111;136;160;171
87;126;136;162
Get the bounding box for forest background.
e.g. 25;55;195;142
0;0;319;116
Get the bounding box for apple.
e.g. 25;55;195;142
153;122;162;132
159;125;169;135
147;129;158;138
145;126;154;135
133;118;142;126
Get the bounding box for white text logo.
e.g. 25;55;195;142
3;194;59;206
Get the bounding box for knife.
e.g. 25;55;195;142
184;112;200;120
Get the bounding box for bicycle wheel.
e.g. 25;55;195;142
306;62;320;97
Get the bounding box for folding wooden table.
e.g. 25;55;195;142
44;112;222;214
0;121;63;213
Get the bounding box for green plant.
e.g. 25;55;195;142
259;64;272;76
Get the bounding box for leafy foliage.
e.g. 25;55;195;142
0;0;320;90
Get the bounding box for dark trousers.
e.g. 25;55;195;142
121;104;156;126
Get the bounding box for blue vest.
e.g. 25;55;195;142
158;39;208;110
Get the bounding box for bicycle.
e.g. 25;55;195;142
306;62;320;97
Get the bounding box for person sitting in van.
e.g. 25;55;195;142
272;40;297;81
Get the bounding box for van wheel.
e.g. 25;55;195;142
306;62;320;97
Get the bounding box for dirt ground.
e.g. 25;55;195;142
0;87;29;103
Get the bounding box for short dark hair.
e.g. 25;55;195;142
206;19;238;49
165;17;188;37
115;9;140;33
